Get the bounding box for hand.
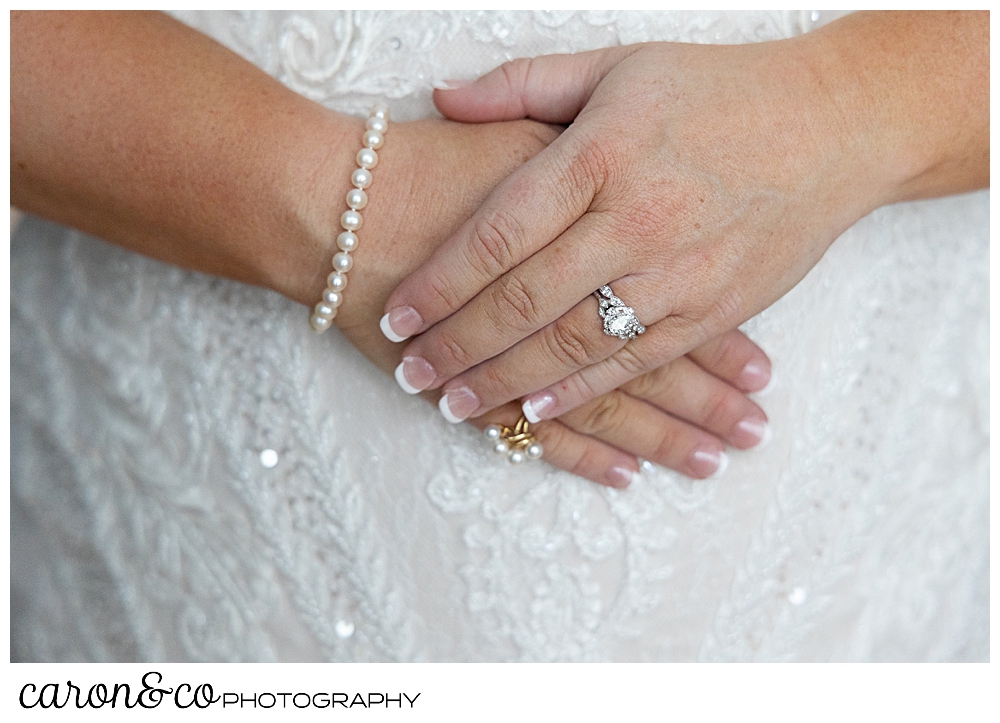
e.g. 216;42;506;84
311;119;774;486
379;12;988;426
10;11;775;488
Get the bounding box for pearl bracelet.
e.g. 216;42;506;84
309;104;390;333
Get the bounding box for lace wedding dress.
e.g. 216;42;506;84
11;11;988;662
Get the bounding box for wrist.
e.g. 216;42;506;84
280;115;558;372
255;107;363;307
266;110;428;319
802;11;988;209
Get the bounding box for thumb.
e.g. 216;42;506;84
433;45;634;125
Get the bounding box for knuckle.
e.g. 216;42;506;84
621;371;658;400
570;137;616;196
569;445;602;481
707;286;745;328
489;273;538;330
703;331;751;376
577;391;630;437
423;269;464;315
499;57;532;95
478;362;520;401
611;344;652;378
702;388;744;430
430;330;476;370
564;372;602;410
466;209;524;279
543;318;602;369
623;361;679;400
651;426;684;465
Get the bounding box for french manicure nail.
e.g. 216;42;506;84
438;386;480;424
754;369;778;397
380;306;423;343
711;452;730;479
394;356;436;395
739;361;772;392
692;447;729;479
736;418;772;449
432;78;475;90
607;466;637;489
522;392;556;424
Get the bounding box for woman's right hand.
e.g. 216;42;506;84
290;117;772;486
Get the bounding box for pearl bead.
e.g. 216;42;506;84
357;148;378;170
332;252;353;273
351;168;373;189
526;442;543;459
309;102;389;336
508;450;525;465
314;302;336;320
327;272;347;290
365;116;388;134
341;210;362;231
484;425;502;441
493;441;510;455
337;231;359;252
310;314;332;332
346;188;367;210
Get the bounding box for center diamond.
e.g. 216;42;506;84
608;314;631;334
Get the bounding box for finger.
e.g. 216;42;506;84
422;272;672;423
686;329;772;393
428;295;623;421
469;402;639;489
433;47;635;125
558;390;728;480
621;356;770;450
518;314;705;422
395;212;635;399
380;133;596;343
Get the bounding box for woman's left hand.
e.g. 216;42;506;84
328;119;774;486
379;12;988;425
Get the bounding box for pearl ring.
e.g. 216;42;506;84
484;414;543;465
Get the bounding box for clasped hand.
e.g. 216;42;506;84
330;119;772;489
12;12;986;489
382;35;891;434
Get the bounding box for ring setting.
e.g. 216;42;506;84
594;285;646;340
484;414;543;465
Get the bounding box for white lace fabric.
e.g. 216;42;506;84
10;11;988;662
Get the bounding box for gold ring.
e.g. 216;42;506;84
484;414;543;464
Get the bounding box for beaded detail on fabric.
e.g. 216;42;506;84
309;105;389;333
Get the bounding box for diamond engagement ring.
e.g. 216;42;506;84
594;285;646;340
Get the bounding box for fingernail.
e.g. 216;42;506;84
691;447;729;479
739;361;771;392
432;78;475;90
394;356;436;395
754;369;778;397
607;466;637;489
735;418;772;449
380;306;422;343
522;392;557;424
438;386;480;424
